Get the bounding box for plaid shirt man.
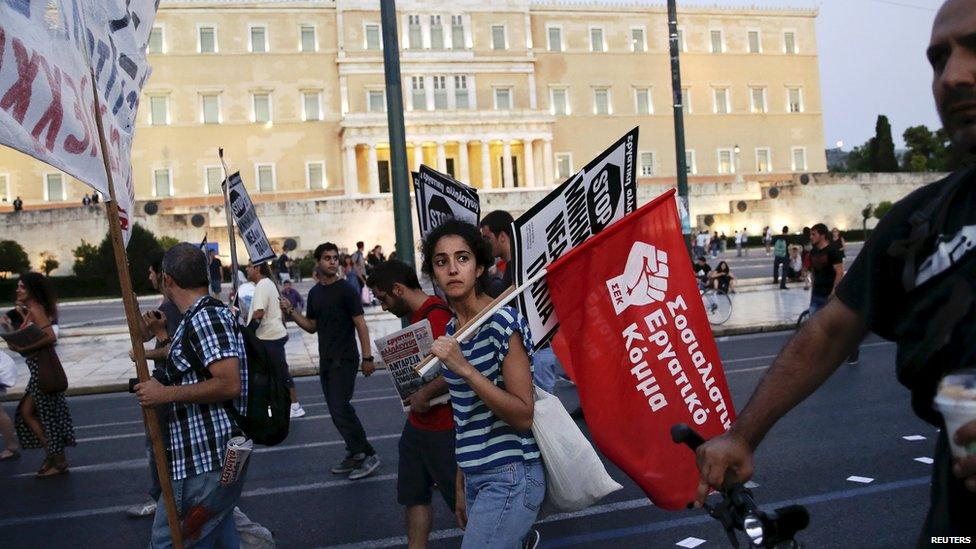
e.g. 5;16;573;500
162;296;248;480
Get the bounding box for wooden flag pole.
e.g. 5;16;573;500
414;268;547;376
91;88;185;549
218;149;241;298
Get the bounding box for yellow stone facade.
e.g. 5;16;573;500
0;0;826;206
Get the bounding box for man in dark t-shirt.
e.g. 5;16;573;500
281;242;380;480
693;256;711;288
694;2;976;543
807;223;844;314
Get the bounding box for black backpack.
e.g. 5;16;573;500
178;297;292;446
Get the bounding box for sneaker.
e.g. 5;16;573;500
331;453;365;475
289;403;306;418
523;529;541;549
126;498;158;518
348;454;380;480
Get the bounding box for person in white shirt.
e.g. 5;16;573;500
246;262;305;418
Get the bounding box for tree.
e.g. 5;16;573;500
0;241;30;277
72;224;163;293
845;143;873;172
902;124;960;172
868;115;899;172
72;240;101;278
158;236;180;251
40;252;60;276
874;201;894;221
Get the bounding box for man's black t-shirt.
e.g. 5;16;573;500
276;254;290;275
153;298;182;370
208;258;222;281
693;262;711;282
306;279;364;361
809;244;843;298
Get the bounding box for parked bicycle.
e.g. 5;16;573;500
699;280;733;325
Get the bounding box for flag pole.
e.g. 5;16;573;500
91;80;184;548
218;149;241;298
414;268;547;376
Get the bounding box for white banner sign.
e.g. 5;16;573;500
412;165;480;240
0;1;156;243
513;128;639;346
226;172;276;264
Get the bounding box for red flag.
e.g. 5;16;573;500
545;189;736;510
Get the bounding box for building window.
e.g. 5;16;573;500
148;26;164;54
365;23;381;50
205;166;223;195
455;76;469;109
717;149;734;174
250;25;268;53
756;148;772;173
153;168;172;197
550;87;569;116
710;29;724;53
593;87;612;115
491;25;507;50
750;87;767;114
493;87;512;110
676;27;686;52
252;93;271;123
451;15;465;49
300;25;316;52
45;173;65;201
198;26;217;53
631;28;646;53
201;94;220;124
640;151;655;176
547;26;562;52
748;30;761;53
411;76;426;111
433;75;448;110
590;27;605;52
0;174;8;202
555;153;573;179
368;90;386;113
430;15;444;49
635;88;651;115
713;88;730;114
149;96;169;126
681;88;692;114
408;15;422;49
792;147;807;171
685;150;697;175
303;91;321;121
256;164;276;192
787;87;804;113
307;162;326;190
784;31;797;54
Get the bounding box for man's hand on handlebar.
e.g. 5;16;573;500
695;430;756;506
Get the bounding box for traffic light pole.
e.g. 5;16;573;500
668;0;693;254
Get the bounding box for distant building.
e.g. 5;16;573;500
826;147;849;171
0;0;827;204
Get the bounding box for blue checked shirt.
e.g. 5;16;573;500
162;296;248;480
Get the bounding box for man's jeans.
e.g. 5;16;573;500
150;465;248;548
532;347;558;394
461;460;545;549
773;255;788;286
808;293;829;316
320;358;375;457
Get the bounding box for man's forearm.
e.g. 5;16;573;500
144;346;170;361
731;300;865;449
418;376;449;400
167;377;239;405
355;320;371;357
289;310;317;333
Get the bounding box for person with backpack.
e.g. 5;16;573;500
280;242;381;480
133;243;250;547
366;260;457;549
772;226;790;289
694;2;976;540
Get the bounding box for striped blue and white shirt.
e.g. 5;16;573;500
444;306;541;472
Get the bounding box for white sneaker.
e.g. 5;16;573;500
125;498;157;518
289;403;306;418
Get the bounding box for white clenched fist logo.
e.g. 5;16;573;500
605;241;669;314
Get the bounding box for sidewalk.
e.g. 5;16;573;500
0;287;812;400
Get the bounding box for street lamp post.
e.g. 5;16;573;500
733;144;743;184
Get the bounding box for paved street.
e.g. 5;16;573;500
0;331;934;548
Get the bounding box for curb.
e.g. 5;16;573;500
1;323;797;401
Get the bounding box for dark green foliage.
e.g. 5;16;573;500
0;241;30;277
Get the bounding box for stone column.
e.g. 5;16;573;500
458;141;470;184
413;142;423;171
502;140;513;188
542;139;554;185
436;142;447;172
481;140;492;188
367;144;379;194
344;144;357;196
522;139;535;187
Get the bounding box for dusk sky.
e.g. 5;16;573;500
678;0;943;149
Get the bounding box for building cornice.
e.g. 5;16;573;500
529;1;818;17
